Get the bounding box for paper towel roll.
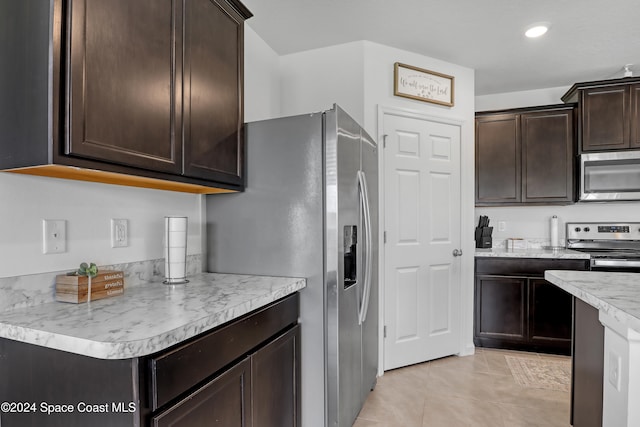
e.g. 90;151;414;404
164;216;188;284
550;215;559;248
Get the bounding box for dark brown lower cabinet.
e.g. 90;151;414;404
474;257;589;354
153;324;301;427
529;278;573;347
251;325;301;427
475;275;527;342
571;297;604;427
0;294;300;427
0;338;140;427
152;358;252;427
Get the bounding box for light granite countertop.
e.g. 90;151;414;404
545;270;640;334
476;247;590;259
0;273;305;360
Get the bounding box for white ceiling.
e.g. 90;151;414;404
241;0;640;96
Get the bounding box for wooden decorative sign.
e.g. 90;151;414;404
56;270;125;303
394;62;455;107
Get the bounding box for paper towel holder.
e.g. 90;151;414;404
544;215;563;250
164;216;189;285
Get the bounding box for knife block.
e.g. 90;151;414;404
475;225;493;248
476;235;492;249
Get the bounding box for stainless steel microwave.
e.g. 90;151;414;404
580;150;640;201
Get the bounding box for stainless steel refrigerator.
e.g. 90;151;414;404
207;105;378;427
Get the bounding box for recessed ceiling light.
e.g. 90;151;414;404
525;23;550;38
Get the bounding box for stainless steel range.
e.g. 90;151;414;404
566;222;640;271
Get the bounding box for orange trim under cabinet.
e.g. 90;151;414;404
5;165;236;194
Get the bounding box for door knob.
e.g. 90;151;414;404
452;249;463;257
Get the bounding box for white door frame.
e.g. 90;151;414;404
376;105;475;376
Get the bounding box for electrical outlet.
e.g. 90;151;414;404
498;221;506;232
42;219;66;254
111;219;129;248
609;351;622;391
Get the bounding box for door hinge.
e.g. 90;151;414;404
384;325;387;338
383;231;387;243
382;134;388;148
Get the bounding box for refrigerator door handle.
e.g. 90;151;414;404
362;171;373;323
357;170;367;324
357;170;373;325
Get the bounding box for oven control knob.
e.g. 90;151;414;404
575;227;581;232
584;227;590;232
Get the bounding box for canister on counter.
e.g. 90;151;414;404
506;238;526;251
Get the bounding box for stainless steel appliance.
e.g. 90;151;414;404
206;105;378;427
580;151;640;201
566;222;640;271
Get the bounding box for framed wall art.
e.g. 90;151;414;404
394;62;454;107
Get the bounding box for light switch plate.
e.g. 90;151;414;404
42;219;66;254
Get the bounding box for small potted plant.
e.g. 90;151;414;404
69;262;98;278
70;262;98;302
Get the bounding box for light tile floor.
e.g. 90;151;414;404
354;348;571;427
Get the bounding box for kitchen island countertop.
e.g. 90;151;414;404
476;247;590;259
0;273;305;360
545;270;640;333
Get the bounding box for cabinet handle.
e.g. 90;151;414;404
452;249;463;257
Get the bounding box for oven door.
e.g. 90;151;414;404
590;257;640;272
580;150;640;201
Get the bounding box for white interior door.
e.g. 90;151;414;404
383;111;462;371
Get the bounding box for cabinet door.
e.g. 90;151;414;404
152;357;252;427
474;275;527;344
475;114;521;204
528;279;571;352
251;325;301;427
67;0;182;173
183;0;244;186
581;85;630;151
631;84;640;148
521;109;575;203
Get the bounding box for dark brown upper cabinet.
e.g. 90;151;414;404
562;77;640;153
475;105;576;206
475;113;521;205
182;0;245;184
67;0;183;175
630;84;640;148
0;0;251;194
521;109;575;203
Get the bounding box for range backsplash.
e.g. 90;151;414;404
0;254;202;312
